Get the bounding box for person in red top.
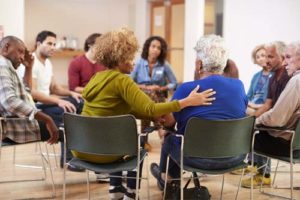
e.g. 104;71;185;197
68;33;106;93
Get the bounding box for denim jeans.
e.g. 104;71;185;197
159;134;246;178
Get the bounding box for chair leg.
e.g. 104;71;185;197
42;143;56;197
86;170;90;200
220;174;225;200
290;160;293;199
259;157;270;193
41;143;48;179
63;139;67;200
258;158;296;200
146;154;150;200
273;160;280;186
163;156;170;200
52;144;59;168
235;168;245;200
63;163;66;200
13;145;16;165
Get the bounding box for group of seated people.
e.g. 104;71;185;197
1;27;300;200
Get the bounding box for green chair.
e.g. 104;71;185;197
164;116;255;200
62;113;149;200
254;120;300;200
0;116;56;198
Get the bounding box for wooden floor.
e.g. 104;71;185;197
0;132;300;200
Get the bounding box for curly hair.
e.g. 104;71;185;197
94;28;139;69
141;36;167;65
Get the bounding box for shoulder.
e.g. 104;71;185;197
176;80;197;91
116;72;133;82
69;55;85;68
135;58;147;67
289;73;300;86
253;70;262;77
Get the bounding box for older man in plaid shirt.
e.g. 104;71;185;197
0;36;58;144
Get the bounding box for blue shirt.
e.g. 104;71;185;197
247;70;273;104
131;58;177;90
172;75;248;135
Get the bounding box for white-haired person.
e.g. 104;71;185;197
80;28;216;200
150;34;248;190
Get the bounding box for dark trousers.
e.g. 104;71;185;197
254;131;299;157
36;96;84;163
110;137;146;189
254;131;300;174
159;134;246;179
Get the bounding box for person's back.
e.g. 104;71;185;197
173;75;247;134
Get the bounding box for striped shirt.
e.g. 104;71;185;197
0;55;40;143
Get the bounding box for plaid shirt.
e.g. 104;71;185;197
0;55;40;143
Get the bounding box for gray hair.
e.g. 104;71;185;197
288;41;300;57
194;34;229;73
266;41;286;57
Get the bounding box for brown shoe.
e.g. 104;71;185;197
144;142;152;152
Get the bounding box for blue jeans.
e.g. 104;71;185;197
159;134;246;178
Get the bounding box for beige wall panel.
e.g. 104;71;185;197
170;4;184;82
170;50;184;83
152;7;165;37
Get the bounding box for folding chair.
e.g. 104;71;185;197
164;116;255;200
0;116;56;198
254;120;300;200
62;113;149;200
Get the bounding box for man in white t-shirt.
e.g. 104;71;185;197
31;30;84;171
32;31;82;112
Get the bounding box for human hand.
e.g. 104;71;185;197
58;99;76;113
22;49;34;69
179;85;216;108
146;85;160;91
70;91;82;103
45;118;59;144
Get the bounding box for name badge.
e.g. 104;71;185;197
156;70;163;75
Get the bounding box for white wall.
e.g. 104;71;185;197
24;0;148;86
223;0;300;90
0;0;24;39
184;0;205;81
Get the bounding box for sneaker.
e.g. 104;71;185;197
231;165;258;175
67;163;86;172
123;191;136;200
109;185;126;200
241;174;271;188
95;172;109;183
150;163;164;191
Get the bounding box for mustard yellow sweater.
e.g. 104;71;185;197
73;69;180;163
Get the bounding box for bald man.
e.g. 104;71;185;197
0;36;58;145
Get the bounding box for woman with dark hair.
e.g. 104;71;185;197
68;33;106;93
131;36;177;150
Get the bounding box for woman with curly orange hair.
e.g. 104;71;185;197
79;28;215;199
